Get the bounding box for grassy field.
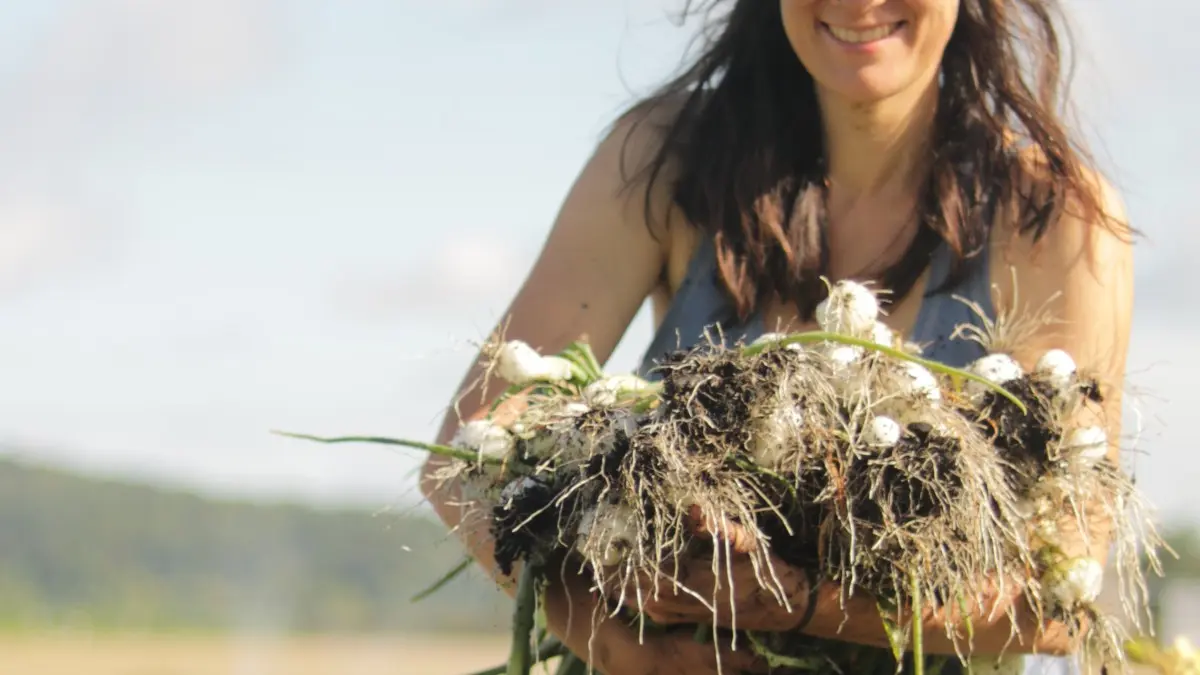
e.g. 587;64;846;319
0;633;515;675
0;633;1176;674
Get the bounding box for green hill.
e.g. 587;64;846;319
2;456;1195;637
0;457;510;634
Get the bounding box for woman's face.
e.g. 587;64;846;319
780;0;959;105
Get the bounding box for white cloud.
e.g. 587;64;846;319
0;0;289;297
331;231;533;321
0;193;120;293
14;0;284;113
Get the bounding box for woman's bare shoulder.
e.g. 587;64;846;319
995;153;1132;278
431;105;692;442
606;95;694;228
990;160;1133;377
607;95;704;290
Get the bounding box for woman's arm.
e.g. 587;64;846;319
419;112;672;587
419;113;771;675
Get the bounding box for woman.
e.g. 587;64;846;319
421;1;1133;673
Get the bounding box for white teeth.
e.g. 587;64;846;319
828;23;899;44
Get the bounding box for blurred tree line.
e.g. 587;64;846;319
1159;526;1200;580
0;457;1196;636
0;457;509;634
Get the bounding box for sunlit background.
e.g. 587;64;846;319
0;1;1196;674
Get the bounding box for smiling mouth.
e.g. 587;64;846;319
822;22;905;45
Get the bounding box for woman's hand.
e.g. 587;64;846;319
621;548;811;633
607;508;1069;656
616;507;813;632
559;623;769;675
543;568;769;675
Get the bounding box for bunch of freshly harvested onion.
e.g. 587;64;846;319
280;280;1166;675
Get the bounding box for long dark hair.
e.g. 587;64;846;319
616;0;1127;321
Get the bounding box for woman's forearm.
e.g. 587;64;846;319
795;492;1115;657
421;446;649;674
422;375;537;597
798;579;1079;656
419;455;522;598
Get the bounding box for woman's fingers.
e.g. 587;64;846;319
618;553;810;631
656;632;771;674
608;509;816;631
620;554;722;609
685;504;761;554
541;562;771;674
591;630;769;675
562;604;769;674
617;566;715;624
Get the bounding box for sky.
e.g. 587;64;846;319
0;0;1196;525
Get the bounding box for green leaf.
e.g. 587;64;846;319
741;331;1028;414
745;631;828;671
911;576;925;675
271;430;494;465
631;393;660;414
507;563;539;675
553;654;586;675
956;592;975;645
876;598;907;663
574;341;605;380
557;341;603;384
410;555;472;603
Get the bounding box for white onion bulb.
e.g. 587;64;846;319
583;374;652;407
1035;348;1077;393
1042;557;1104;609
1014;493;1057;540
1170;637;1199;667
1014;489;1052;520
815;280;880;336
1063;425;1108;464
824;344;866;397
452;419;515;462
827;345;863;377
576;501;639;566
752;332;802;351
862;415;902;448
873;362;941;426
965;353;1024;402
495;340;575;386
558;402;592;418
897;362;941;403
751;404;805;468
871;322;896;348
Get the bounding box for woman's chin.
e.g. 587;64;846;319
820;84;899;107
818;70;925;107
